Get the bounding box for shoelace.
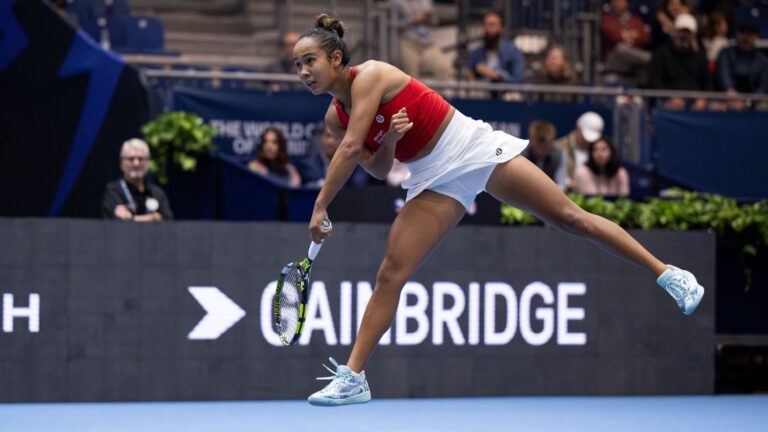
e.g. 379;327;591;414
317;357;349;381
316;357;355;394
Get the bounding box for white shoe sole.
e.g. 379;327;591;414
308;390;371;407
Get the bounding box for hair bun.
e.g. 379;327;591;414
314;13;344;39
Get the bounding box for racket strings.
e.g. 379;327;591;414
276;266;304;337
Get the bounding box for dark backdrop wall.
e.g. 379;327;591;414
0;0;150;217
0;219;715;402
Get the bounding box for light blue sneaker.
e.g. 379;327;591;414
657;266;705;315
308;357;371;407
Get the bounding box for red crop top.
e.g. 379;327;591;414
332;67;451;162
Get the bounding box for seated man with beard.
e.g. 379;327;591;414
464;10;526;95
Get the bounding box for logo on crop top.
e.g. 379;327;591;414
373;130;385;144
375;114;385;124
496;148;503;156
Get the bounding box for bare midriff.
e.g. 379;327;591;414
406;107;455;163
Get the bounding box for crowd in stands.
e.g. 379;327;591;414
79;0;768;219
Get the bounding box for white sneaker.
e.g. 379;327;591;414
657;266;705;315
308;357;371;407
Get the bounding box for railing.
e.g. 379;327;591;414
138;67;768;171
140;67;768;102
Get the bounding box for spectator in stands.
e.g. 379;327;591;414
264;31;306;91
521;121;567;191
532;45;581;103
248;127;302;187
572;137;630;197
101;138;173;221
697;0;735;37
601;0;651;85
651;0;691;49
714;22;768;110
464;11;525;86
390;0;454;81
556;111;604;191
702;10;729;72
535;45;579;86
648;13;710;110
308;125;370;188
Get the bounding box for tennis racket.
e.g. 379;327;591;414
273;218;332;346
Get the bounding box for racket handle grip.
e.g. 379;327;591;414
308;241;323;260
308;218;332;260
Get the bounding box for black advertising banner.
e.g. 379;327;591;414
0;219;714;402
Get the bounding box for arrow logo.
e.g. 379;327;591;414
187;286;246;340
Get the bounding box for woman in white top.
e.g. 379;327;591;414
572;137;630;196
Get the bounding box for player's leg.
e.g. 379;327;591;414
485;156;703;314
348;190;465;371
308;190;465;406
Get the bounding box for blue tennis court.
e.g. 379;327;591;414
1;396;766;432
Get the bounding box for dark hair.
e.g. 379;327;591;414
298;13;350;66
258;127;290;175
703;10;727;39
586;138;622;178
528;120;556;141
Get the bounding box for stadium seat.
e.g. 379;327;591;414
124;16;165;52
735;7;768;38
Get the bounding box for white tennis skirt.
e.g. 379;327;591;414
401;110;529;209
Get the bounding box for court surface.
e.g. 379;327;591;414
1;395;766;432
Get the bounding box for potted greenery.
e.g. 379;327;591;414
501;189;768;291
141;111;217;184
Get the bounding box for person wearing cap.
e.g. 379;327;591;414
648;13;710;110
714;22;768;110
101;138;173;222
555;111;604;190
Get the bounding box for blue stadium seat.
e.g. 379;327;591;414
104;0;130;16
735;6;768;38
122;16;165;52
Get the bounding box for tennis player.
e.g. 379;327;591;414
297;14;704;406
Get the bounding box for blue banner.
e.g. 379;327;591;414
653;110;768;199
172;88;331;158
450;99;612;142
171;87;612;159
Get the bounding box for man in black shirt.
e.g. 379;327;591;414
101;138;173;221
648;13;710;110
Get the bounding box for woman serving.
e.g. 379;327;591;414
296;14;704;407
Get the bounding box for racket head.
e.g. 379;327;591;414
273;258;311;346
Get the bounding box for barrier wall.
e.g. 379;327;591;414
0;219;714;402
654;110;768;200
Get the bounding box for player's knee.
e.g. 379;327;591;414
375;255;409;292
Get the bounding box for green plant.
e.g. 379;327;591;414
501;189;768;290
141;111;216;184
